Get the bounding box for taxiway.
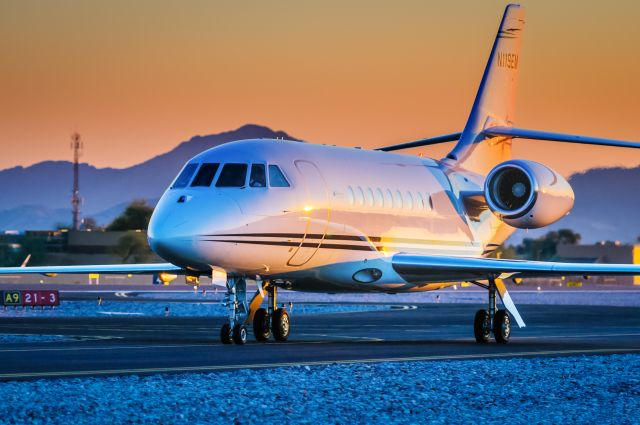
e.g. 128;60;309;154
0;303;639;380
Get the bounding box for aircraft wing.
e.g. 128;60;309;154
392;254;640;283
0;263;182;275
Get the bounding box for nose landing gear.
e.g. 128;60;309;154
220;276;249;345
219;276;291;344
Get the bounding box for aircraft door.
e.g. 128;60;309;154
287;160;330;267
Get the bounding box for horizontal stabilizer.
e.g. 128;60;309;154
484;126;640;149
376;132;461;152
0;263;182;275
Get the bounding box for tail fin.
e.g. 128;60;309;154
446;4;525;175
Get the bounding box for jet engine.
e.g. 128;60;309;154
484;160;574;229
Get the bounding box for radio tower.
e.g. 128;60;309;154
70;132;83;231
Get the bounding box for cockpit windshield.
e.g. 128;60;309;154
269;165;290;187
171;163;198;188
249;164;266;187
171;162;289;190
191;163;219;187
216;163;248;187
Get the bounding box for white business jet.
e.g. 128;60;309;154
3;4;640;345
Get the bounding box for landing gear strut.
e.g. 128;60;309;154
473;277;511;344
220;276;248;345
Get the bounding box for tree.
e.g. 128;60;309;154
515;229;581;261
556;229;581;245
111;232;153;263
106;200;154;231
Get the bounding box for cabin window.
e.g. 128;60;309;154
249;164;267;187
269;165;290;187
417;192;425;210
375;188;384;208
406;191;414;209
355;186;365;206
191;163;220;187
366;187;374;208
172;163;198;188
216;163;248;187
395;190;403;209
346;186;355;206
385;189;394;208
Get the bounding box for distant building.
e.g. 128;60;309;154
0;230;162;266
557;242;640;285
64;230;131;254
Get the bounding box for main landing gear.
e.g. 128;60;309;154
473;277;512;344
252;283;290;343
220;276;290;345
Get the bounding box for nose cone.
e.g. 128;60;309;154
148;191;243;269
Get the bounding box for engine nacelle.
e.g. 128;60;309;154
484;160;574;229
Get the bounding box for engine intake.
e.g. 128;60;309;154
484;160;574;229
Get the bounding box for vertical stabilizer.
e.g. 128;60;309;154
446;4;525;175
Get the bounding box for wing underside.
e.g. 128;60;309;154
392;253;640;284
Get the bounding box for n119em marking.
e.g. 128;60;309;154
497;52;518;69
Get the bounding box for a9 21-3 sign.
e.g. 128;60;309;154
2;290;60;307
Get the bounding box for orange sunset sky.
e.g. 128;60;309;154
0;0;638;176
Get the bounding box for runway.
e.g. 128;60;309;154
0;303;639;381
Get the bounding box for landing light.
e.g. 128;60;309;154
303;205;313;212
185;274;200;286
158;272;178;285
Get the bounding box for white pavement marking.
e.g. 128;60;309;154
1;348;639;380
0;343;219;353
515;332;640;339
299;333;384;342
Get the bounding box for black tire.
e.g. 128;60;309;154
253;308;271;342
493;310;511;344
232;324;247;345
220;323;233;344
271;308;290;342
474;309;491;343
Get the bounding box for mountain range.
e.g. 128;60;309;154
0;124;638;244
0;125;294;229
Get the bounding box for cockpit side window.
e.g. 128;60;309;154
268;165;290;187
249;164;267;188
171;163;198;189
191;163;220;187
216;163;248;187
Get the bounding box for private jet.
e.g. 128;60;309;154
3;4;640;345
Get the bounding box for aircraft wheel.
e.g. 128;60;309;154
253;308;271;342
232;324;248;345
220;323;233;344
473;309;491;343
493;310;511;344
272;308;290;342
